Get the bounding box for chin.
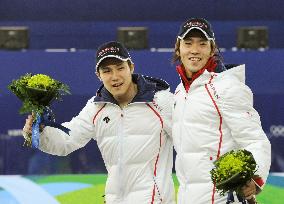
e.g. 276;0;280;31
112;91;126;98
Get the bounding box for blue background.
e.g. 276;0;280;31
0;0;283;174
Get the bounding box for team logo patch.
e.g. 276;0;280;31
103;116;110;124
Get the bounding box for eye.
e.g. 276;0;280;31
101;68;110;73
118;66;125;70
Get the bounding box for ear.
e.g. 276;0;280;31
95;71;102;81
210;41;216;57
176;49;180;56
175;39;180;56
130;63;135;73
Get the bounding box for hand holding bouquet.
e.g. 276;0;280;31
210;149;258;204
8;73;70;148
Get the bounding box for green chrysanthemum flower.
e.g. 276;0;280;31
27;74;55;90
8;73;70;114
8;73;71;147
210;149;257;196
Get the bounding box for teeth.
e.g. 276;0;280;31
113;83;122;87
189;57;201;61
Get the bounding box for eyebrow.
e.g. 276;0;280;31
99;66;111;71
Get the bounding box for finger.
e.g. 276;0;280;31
244;190;255;198
27;126;32;133
24;119;32;130
241;184;250;191
246;180;253;187
23;126;31;134
26;118;32;127
28;114;34;121
245;194;253;200
22;125;32;139
22;130;29;139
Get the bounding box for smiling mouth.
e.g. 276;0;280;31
189;57;201;61
112;83;123;88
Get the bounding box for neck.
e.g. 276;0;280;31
183;57;217;78
115;83;138;108
184;67;193;78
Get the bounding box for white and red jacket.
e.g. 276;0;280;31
172;64;271;204
39;74;175;204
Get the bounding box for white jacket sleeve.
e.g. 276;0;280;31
39;98;97;156
153;90;174;139
221;82;271;188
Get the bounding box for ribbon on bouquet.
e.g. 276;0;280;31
31;107;70;148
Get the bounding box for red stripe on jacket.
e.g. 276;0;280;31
92;103;106;124
205;75;223;204
147;103;164;204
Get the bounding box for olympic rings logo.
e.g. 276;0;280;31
270;125;284;137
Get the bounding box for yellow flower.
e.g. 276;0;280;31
27;74;55;90
217;154;245;179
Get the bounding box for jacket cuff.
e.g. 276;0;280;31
253;176;264;194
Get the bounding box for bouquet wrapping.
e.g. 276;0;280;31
8;73;71;148
210;149;258;204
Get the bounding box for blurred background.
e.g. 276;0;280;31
0;0;284;203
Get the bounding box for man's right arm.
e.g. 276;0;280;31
153;90;174;139
23;98;97;156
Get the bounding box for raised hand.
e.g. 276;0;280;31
22;114;34;147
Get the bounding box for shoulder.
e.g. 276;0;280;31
174;82;184;95
216;79;253;109
213;65;251;96
204;65;254;108
224;82;253;106
154;89;173;103
83;96;107;113
142;75;170;92
216;64;246;84
152;89;174;112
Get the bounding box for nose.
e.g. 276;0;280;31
111;70;119;81
190;43;199;55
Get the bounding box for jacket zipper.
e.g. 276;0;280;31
179;91;191;204
118;107;125;199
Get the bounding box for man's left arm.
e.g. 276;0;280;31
221;82;271;192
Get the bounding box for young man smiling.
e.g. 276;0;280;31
95;56;137;108
23;41;175;204
171;18;271;204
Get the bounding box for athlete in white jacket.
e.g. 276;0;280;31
23;41;175;204
171;18;271;204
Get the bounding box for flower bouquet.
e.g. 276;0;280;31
210;149;258;204
8;73;71;148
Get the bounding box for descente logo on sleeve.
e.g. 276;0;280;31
103;116;110;124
